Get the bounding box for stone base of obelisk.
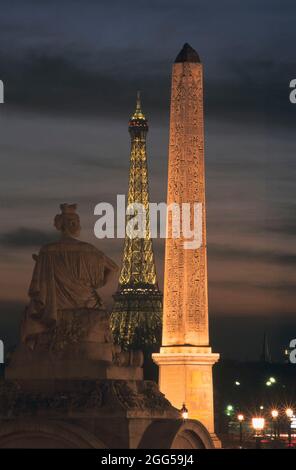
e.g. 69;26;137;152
153;346;221;448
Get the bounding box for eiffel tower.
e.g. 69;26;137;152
110;92;162;351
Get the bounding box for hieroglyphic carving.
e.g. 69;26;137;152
163;61;209;346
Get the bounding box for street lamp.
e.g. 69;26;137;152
286;408;293;447
181;403;188;421
252;417;265;449
271;409;279;439
237;414;244;448
226;404;234;417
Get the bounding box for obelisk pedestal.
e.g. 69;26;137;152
154;346;219;436
153;44;220;445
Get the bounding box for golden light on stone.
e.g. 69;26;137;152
153;44;220;446
252;417;265;432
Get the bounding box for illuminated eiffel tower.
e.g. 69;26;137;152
110;92;162;351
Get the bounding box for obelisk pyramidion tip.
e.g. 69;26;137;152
174;43;201;63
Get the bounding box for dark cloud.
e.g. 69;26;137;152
210;279;296;294
1;48;294;129
259;217;296;238
0;228;56;248
205;70;295;127
263;203;296;237
270;220;296;237
1;51;170;119
208;243;296;267
76;156;130;170
0;4;295;128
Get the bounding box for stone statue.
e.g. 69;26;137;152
21;203;118;349
7;203;143;381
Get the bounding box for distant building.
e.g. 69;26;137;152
260;332;272;363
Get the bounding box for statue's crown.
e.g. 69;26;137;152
60;203;77;214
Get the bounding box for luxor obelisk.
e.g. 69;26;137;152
153;44;220;439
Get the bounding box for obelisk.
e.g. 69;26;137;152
153;44;220;440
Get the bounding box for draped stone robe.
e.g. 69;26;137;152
21;237;116;344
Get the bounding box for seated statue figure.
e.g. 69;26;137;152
21;203;118;351
7;203;143;380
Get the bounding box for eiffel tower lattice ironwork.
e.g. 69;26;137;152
110;92;162;350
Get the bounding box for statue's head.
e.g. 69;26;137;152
54;203;81;238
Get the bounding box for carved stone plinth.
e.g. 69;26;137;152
0;379;216;449
7;310;143;382
6;349;143;381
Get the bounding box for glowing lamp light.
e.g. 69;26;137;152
225;404;234;417
286;408;294;419
181;403;188;420
266;381;272;386
269;377;276;384
237;414;244;422
252;417;265;432
291;417;296;429
259;405;264;410
235;381;240;386
271;409;279;419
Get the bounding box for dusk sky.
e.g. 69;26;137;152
0;0;296;360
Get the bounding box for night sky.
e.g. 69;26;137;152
1;0;296;360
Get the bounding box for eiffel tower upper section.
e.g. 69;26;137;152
118;92;159;291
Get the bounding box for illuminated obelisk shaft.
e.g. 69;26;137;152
153;44;220;441
163;45;208;347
